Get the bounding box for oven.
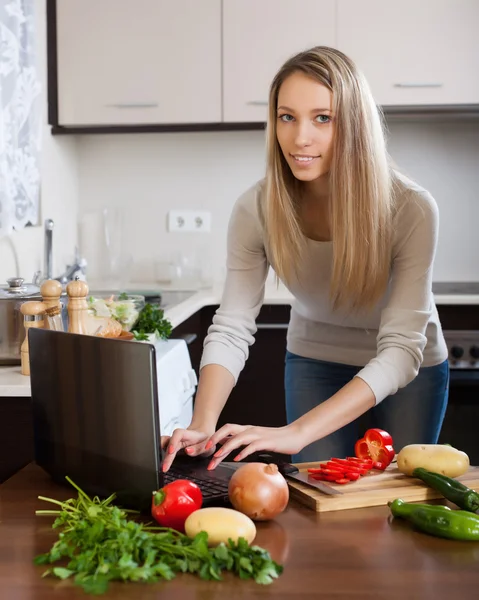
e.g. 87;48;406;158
435;292;479;465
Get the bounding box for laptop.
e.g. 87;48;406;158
28;328;245;510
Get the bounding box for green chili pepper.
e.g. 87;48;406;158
412;468;479;513
388;498;479;541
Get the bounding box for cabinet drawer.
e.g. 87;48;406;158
222;0;336;123
337;0;479;106
55;0;221;126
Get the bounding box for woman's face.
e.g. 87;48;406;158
276;72;334;183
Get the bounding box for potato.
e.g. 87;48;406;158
396;444;470;477
184;507;256;547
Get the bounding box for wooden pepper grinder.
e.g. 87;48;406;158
20;301;48;376
66;277;90;334
41;279;63;311
40;279;63;330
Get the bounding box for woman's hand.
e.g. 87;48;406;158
161;425;216;472
205;423;303;470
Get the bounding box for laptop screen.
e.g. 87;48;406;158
29;328;162;508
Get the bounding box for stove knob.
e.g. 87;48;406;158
470;345;479;360
450;345;464;360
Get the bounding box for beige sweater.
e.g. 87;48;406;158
200;173;448;404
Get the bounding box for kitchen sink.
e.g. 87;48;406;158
88;288;197;309
155;290;197;308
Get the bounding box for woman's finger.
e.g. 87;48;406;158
184;441;216;457
162;428;196;472
232;440;264;462
165;428;188;455
205;424;249;450
207;432;258;469
160;435;171;450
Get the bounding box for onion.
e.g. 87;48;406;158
228;463;289;521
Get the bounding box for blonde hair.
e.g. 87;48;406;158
264;46;394;312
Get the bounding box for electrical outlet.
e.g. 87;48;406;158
167;210;211;233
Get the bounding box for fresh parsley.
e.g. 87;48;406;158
132;303;173;341
34;477;283;594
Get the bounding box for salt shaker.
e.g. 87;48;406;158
41;279;64;330
66;278;89;334
19;301;47;376
44;305;65;332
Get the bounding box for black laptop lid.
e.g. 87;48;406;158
28;328;162;507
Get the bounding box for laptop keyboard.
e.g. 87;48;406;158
164;466;230;499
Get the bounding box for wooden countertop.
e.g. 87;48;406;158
1;465;479;599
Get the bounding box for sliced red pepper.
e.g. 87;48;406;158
321;469;346;478
332;457;374;470
321;465;347;474
327;459;355;467
346;457;374;468
324;461;368;475
307;451;388;485
309;472;344;483
307;468;327;474
309;472;341;482
354;428;395;469
308;473;327;480
309;470;361;484
151;479;202;532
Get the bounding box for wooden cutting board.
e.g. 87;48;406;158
288;462;479;512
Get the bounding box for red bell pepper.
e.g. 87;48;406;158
354;428;395;470
151;479;202;532
307;456;374;484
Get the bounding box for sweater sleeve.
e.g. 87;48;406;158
199;183;269;383
355;189;440;404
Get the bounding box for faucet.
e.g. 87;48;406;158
43;218;88;284
44;219;54;280
56;247;88;284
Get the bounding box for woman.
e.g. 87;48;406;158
162;46;449;472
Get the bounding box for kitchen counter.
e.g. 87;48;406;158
0;366;30;397
0;282;293;397
2;280;479;397
1;463;479;599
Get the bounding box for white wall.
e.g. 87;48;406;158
0;0;79;284
76;118;479;285
77;130;266;285
386;119;479;281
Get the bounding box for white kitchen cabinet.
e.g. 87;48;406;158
55;0;221;126
222;0;336;123
337;0;479;106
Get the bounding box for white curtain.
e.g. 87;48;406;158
0;0;41;237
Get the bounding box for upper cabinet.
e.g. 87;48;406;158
222;0;336;123
55;0;221;126
50;0;479;131
337;0;479;106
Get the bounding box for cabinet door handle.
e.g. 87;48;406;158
393;83;443;88
105;103;159;108
256;323;288;330
246;100;268;106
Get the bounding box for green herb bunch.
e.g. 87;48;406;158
35;477;283;595
132;303;173;341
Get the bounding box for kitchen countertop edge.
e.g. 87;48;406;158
1;283;478;397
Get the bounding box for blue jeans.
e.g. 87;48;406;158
285;351;449;463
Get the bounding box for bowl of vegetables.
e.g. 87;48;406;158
87;292;145;332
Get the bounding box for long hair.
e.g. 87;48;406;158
264;46;394;312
